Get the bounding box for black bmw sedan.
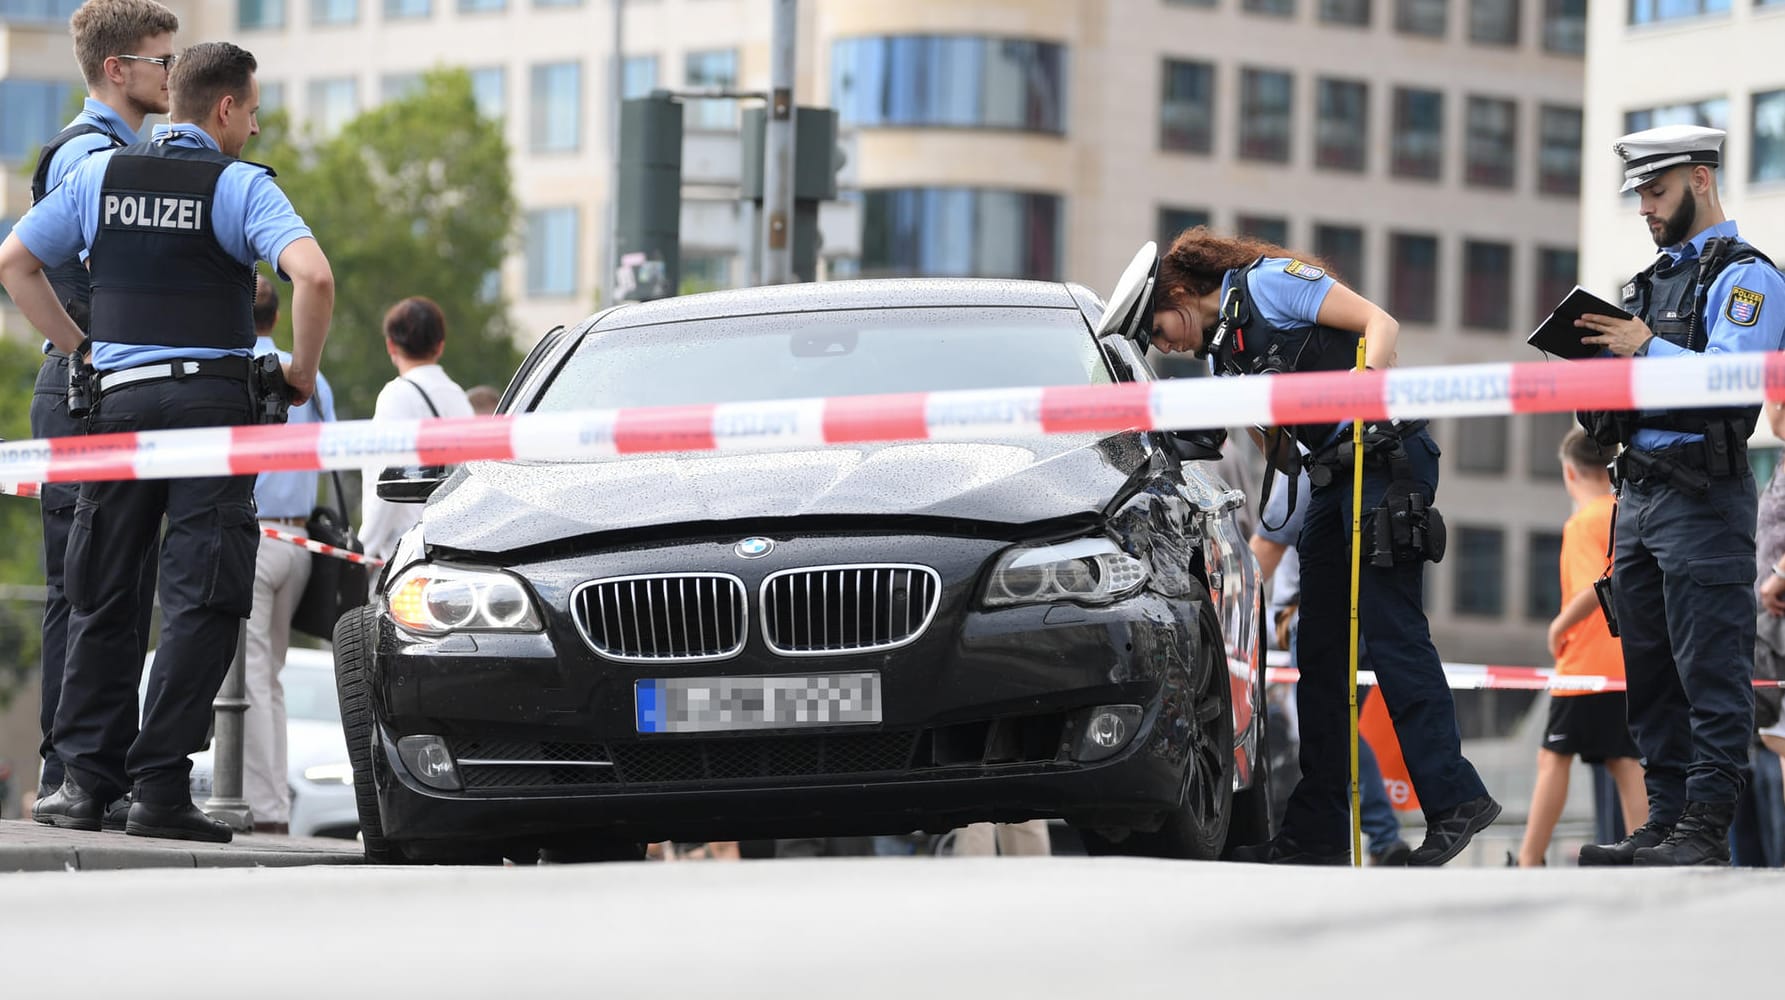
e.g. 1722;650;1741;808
334;274;1268;863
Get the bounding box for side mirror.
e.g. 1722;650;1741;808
376;464;450;504
1167;428;1227;463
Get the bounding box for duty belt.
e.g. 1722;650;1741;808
1612;443;1742;496
96;356;251;396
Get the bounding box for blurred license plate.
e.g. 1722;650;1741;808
636;672;881;734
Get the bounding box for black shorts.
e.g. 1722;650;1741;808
1542;692;1640;764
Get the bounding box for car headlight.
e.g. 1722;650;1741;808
983;536;1148;607
302;763;354;786
387;564;543;636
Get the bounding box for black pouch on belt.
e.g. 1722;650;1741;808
1366;480;1447;568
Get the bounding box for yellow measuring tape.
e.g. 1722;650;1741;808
1348;337;1367;867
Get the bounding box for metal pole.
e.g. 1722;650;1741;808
606;0;625;306
1347;337;1367;867
760;0;797;285
203;622;252;831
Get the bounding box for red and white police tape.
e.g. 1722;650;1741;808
260;525;384;567
1260;650;1785;692
0;349;1778;485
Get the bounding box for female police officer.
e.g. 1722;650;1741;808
1150;227;1497;865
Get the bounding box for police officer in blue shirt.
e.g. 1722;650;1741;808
25;0;180;821
1572;124;1785;866
1149;227;1498;866
0;41;335;843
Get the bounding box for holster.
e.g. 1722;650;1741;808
66;356;96;420
1367;480;1448;568
250;353;291;425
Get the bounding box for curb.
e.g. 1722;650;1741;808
1;844;365;872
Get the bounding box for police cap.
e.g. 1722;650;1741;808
1614;123;1724;193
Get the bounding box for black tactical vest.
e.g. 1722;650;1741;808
1211;258;1359;451
88;139;258;351
1579;236;1771;447
29;122;125;331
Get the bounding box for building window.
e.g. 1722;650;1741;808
459;0;503;11
1390;232;1439;323
860;188;1063;281
384;0;429;17
525;207;579;297
380;73;421;103
1629;0;1730;25
1456;416;1509;473
1237;215;1290;247
1468;0;1519;42
1158;206;1212;246
1463;240;1513;330
306;78;359;137
1526;411;1576;478
1454;526;1506;616
1239;68;1293;163
535;0;581;7
1754;89;1785;183
0;0;81;22
1165;0;1218;5
832;37;1069;134
469;67;505;119
0;79;76;162
529;61;581;152
1245;0;1296;14
1538;105;1582;196
1465;96;1516;188
260;81;285;112
1315;224;1366;290
1320;0;1372;24
1543;0;1586;52
1533;246;1579;324
1625;98;1729;134
681;255;734;293
623;55;658;99
1397;0;1449;34
312;0;356;24
1316;78;1368;171
238;0;285;28
1160;59;1217;154
1526;531;1565;620
685;49;739;130
1391;87;1444;179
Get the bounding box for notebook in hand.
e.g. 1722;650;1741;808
1526;286;1634;360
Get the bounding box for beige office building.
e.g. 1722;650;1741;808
0;0;1589;667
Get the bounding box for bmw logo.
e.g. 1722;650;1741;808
735;537;774;559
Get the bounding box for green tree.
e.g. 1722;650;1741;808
251;69;522;420
0;340;47;709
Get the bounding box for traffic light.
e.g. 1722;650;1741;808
742;105;843;282
615;94;682;302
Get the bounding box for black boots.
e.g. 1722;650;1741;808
124;800;234;844
1577;820;1673;866
1408;794;1502;866
1229;834;1350;865
31;779;108;832
1632;801;1734;867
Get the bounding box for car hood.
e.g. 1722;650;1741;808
423;434;1149;554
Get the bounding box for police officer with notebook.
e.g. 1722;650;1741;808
1573;124;1785;866
0;41;334;842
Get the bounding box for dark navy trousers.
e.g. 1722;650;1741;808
55;374;258;805
1611;463;1757;820
28;353;154;796
1284;428;1487;850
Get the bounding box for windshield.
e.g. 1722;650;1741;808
532;306;1110;412
286;663;342;724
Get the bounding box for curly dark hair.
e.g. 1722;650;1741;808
383;296;447;360
1157;226;1336;306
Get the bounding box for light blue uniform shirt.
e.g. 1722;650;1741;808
1216;256;1349;444
36;99;138;351
1629;220;1785;450
13;124;314;372
252;336;335;519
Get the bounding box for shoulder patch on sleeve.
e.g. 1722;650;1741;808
1284;259;1325;281
1727;286;1764;327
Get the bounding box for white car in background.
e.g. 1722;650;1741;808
156;647;358;838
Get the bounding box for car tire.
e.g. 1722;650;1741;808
1222;586;1274;857
333;605;407;865
1078;597;1234;860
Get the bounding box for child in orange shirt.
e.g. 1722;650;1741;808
1515;429;1649;867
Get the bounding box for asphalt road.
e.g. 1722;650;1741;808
5;859;1776;998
